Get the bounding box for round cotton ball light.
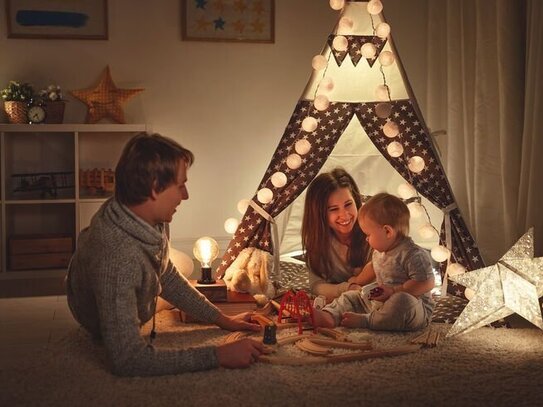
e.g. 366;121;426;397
408;156;425;173
383;121;400;138
361;42;377;59
312;55;328;71
375;22;390;39
397;183;416;199
257;188;273;204
301;116;318;132
169;248;194;278
447;263;466;277
464;288;476;300
329;0;345;10
407;202;424;219
286;153;302;170
295;139;312;155
224;217;239;234
419;223;437;239
375;84;390;101
271;171;288;188
379;51;395;66
332;35;348;52
314;94;330;111
237;199;250;214
338;17;354;33
386;141;403;157
375;102;392;118
319;77;334;93
367;0;383;15
431;245;451;262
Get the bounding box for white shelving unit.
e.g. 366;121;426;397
0;124;145;294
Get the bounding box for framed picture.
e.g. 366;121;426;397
5;0;108;40
181;0;274;43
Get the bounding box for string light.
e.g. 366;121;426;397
295;139;312;155
271;171;288;188
257;188;273;204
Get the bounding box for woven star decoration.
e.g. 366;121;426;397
447;228;543;337
70;66;144;124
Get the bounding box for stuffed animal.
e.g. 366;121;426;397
223;247;275;300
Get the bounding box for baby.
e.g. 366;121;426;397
313;192;435;331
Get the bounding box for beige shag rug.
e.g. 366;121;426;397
2;310;542;407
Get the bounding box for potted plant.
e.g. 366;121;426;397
38;84;66;124
1;81;34;124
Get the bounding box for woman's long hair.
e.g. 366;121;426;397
301;168;371;280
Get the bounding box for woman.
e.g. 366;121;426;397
302;168;372;302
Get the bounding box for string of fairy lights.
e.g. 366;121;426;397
223;0;468;290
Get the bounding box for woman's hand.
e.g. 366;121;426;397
215;338;264;368
215;311;262;332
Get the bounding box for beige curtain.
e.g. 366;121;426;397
426;0;542;263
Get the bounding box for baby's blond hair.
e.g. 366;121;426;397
359;192;410;237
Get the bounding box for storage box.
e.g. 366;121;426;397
8;234;73;270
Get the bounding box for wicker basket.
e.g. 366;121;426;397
4;101;29;124
44;101;66;124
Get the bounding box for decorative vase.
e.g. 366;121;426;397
4;101;28;124
44;101;66;124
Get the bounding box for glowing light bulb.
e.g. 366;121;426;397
375;84;390;101
295;139;311;155
367;0;383;15
257;187;273;204
329;0;345;10
302;116;318;132
312;55;328;71
375;102;392;118
464;288;475;300
286;153;302;170
332;35;348;52
375;22;390;39
386;141;403;157
379;51;395;66
193;236;219;284
271;171;288;188
383;121;400;138
447;263;466;277
408;156;425;173
397;183;416;199
224;218;239;234
314;94;330;111
431;245;451;262
237;199;249;214
361;42;377;59
408;202;424;219
419;223;437;239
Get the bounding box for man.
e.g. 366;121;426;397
67;132;263;377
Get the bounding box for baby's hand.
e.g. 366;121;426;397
368;286;384;299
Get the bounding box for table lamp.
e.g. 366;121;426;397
193;236;219;284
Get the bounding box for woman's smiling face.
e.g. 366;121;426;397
326;187;358;242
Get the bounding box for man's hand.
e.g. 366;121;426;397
215;338;264;368
215;312;262;332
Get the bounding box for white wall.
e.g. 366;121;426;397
0;0;429;253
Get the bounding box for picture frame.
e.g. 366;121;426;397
181;0;274;43
5;0;108;40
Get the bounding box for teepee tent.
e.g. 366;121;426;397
217;0;485;297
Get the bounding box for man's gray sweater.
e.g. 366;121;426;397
67;198;221;376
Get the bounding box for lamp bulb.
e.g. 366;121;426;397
383;121;400;138
286;153;303;170
431;245;451;262
224;217;239;234
271;171;288;188
193;236;219;268
312;55;328;71
408;156;425;173
295;139;312;155
301;116;318;132
257;187;273;204
386;141;404;157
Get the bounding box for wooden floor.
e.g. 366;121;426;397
0;276;66;298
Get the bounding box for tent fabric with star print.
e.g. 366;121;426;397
216;0;485;299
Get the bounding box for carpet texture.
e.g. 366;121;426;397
1;310;542;407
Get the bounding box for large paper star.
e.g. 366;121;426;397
70;66;144;124
447;228;543;337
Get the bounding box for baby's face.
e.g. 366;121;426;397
358;214;396;252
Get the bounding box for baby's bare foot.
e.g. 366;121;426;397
312;308;336;328
340;312;367;328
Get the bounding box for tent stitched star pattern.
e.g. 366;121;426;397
447;228;543;337
70;66;144;124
